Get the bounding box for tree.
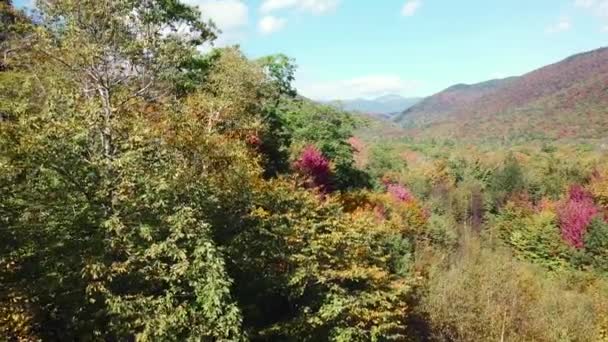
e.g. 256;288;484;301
257;53;297;106
588;168;608;207
366;143;405;185
294;145;333;192
256;54;298;177
1;0;22;70
282;99;370;190
489;153;525;208
241;181;416;341
34;0;217;158
579;218;608;273
557;185;599;249
0;0;249;339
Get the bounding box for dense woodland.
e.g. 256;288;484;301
1;1;608;341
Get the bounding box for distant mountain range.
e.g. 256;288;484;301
395;47;608;142
327;95;422;118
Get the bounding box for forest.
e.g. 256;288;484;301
1;1;607;341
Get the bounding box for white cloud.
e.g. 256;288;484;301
599;0;608;17
574;0;608;15
297;75;421;101
299;0;340;14
261;0;297;13
546;17;572;33
260;0;340;14
189;0;249;31
575;0;596;8
578;0;608;16
573;0;608;31
259;15;287;34
402;0;422;17
183;0;249;47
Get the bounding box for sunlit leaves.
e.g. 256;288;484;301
246;180;416;341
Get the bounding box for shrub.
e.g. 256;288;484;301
422;246;605;342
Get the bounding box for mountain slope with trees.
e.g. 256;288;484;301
397;47;608;143
395;77;517;125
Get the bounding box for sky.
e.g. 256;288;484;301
14;0;608;100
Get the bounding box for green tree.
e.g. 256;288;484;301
282;100;370;190
572;218;608;274
489;153;525;208
492;204;572;270
366;143;406;183
0;0;248;339
256;54;298;176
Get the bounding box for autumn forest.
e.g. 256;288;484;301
1;1;608;341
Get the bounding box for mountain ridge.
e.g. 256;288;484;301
396;46;608;142
394;77;517;125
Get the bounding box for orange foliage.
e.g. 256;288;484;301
400;149;422;165
337;191;428;234
588;169;608;208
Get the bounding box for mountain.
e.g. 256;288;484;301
329;94;422;118
396;47;608;143
394;77;517;125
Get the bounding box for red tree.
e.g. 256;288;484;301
557;185;598;248
294;145;332;192
386;183;414;203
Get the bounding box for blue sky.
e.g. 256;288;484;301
15;0;608;100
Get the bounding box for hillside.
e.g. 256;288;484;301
329;94;421;118
397;47;608;143
394;77;517;125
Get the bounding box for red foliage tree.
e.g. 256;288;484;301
294;145;332;192
386;183;414;203
557;185;599;249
